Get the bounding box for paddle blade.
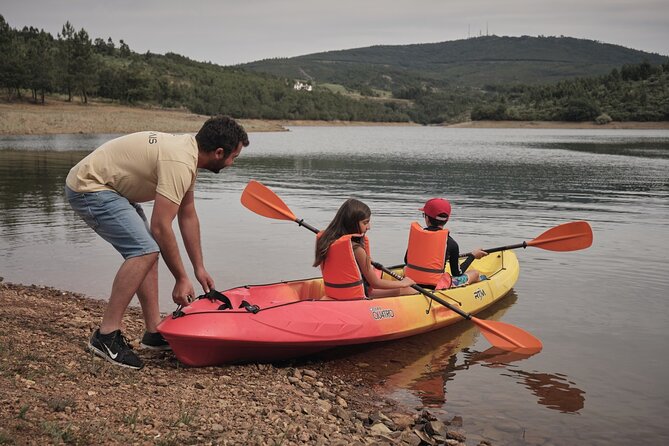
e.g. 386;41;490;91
472;317;543;353
528;221;593;252
241;180;297;222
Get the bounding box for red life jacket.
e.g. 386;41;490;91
321;234;370;300
404;222;449;286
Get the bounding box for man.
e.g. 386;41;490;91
65;116;249;369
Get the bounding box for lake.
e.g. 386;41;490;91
1;126;668;445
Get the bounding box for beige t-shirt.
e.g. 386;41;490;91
66;131;198;204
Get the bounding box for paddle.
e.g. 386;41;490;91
241;180;542;352
460;221;593;258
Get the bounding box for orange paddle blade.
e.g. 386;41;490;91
241;180;297;222
528;221;593;252
472;317;543;353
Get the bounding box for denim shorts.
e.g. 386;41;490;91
65;186;159;259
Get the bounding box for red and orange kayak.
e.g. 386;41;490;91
157;250;519;366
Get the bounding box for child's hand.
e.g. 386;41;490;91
472;248;488;259
401;277;416;287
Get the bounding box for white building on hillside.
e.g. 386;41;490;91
293;81;313;91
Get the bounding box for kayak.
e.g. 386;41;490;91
157;250;519;366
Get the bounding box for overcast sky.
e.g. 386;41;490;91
3;0;668;66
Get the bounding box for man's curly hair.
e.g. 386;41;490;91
195;115;249;156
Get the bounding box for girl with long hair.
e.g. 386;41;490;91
315;198;416;298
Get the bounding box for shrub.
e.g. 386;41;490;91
595;113;612;125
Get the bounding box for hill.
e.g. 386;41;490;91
242;35;668;91
0;15;409;123
1;16;667;126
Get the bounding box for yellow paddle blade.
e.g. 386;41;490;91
472;317;543;353
241;180;297;222
528;221;593;252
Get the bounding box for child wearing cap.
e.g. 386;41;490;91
404;198;488;288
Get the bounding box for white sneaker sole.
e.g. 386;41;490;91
87;342;144;370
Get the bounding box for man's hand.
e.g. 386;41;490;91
172;277;196;306
195;268;215;294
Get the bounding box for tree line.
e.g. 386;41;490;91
0;16;410;122
469;61;669;122
1;15;667;124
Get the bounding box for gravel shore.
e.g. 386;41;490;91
0;280;480;445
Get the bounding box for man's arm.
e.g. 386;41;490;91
151;192;194;305
177;191;215;292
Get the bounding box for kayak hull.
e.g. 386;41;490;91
158;250;519;366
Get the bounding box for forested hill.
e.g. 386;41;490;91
242;35;668;89
0;15;410;122
1;15;668;125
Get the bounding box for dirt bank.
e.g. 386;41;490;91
0;100;286;135
2;99;665;136
0;280;477;445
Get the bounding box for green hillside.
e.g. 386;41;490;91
2;15;667;125
243;35;668;90
0;15;409;122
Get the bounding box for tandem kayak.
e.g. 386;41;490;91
157;250;520;366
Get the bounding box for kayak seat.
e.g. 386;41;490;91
235;279;327;306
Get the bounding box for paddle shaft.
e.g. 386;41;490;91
460;221;593;258
371;261;472;321
461;241;527;258
296;218;319;234
291;212;468;318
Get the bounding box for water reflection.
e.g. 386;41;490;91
498;362;585;414
312;292;585;415
527;140;669;159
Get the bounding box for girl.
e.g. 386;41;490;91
314;198;416;299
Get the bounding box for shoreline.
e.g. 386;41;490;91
0;279;468;445
1;99;667;135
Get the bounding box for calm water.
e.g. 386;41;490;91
1;127;668;445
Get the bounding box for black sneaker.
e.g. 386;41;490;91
88;329;144;370
140;331;171;351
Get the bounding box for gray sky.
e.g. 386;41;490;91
2;0;668;65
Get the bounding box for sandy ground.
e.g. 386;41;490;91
2;99;666;135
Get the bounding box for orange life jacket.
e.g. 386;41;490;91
321;234;370;300
404;222;449;286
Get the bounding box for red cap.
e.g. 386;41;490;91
420;198;451;221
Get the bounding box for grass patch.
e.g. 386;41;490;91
173;407;196;427
41;421;76;445
17;406;29;420
0;431;15;445
46;396;76;412
155;434;179;446
319;83;350;94
122;408;140;432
